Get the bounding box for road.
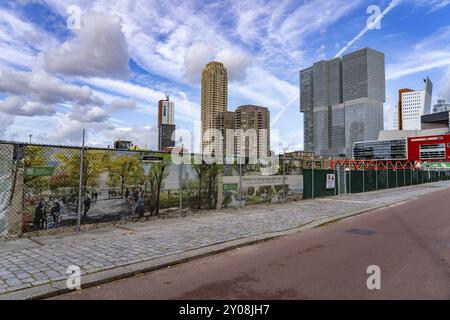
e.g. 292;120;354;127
52;187;450;300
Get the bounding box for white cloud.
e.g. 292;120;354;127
104;125;158;150
68;105;109;123
215;48;252;81
110;98;137;112
0;69;104;106
387;26;450;80
413;0;450;11
335;0;402;57
0;96;55;117
0;113;14;138
183;42;214;82
45;113;114;145
43;12;130;79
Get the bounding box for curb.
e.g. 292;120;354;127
1;183;447;300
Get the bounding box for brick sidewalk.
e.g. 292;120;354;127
1;181;450;299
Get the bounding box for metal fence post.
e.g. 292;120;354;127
76;129;86;232
386;167;389;189
362;165;365;192
282;151;286;200
312;161;315;198
396;169;398;188
375;168;378;190
179;161;183;215
334;166;337;196
239;157;243;208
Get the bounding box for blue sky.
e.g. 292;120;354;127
0;0;450;152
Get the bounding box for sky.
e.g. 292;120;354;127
0;0;450;153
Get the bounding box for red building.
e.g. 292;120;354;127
407;134;450;161
335;133;450;170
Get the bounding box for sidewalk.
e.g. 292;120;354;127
1;181;450;299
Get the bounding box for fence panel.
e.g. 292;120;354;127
364;170;377;192
0;142;15;237
22;144;81;234
303;169;336;198
377;170;388;190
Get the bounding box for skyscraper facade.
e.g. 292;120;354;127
158;95;176;152
397;77;433;130
215;111;235;157
342;48;385;156
300;47;385;157
235;105;270;158
201;61;228;154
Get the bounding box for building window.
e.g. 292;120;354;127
419;143;445;159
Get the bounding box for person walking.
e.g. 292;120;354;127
135;192;145;218
33;201;44;231
83;195;91;217
50;202;61;228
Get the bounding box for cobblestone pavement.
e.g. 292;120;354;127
1;181;449;297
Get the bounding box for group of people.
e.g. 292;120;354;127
33;199;62;231
31;186;149;231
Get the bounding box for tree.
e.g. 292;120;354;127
55;149;111;193
107;154;142;196
193;162;207;209
193;162;220;209
24;145;50;195
146;159;169;216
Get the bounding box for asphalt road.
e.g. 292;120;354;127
52;188;450;300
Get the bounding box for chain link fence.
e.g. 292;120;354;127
2;139;449;239
0;140;310;240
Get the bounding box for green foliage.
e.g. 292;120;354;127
107;154;143;194
24;145;49;194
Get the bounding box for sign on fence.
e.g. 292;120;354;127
24;167;55;177
223;183;238;191
326;174;336;189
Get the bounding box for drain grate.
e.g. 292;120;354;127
346;228;376;236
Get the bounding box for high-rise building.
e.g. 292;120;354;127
386;106;398;130
300;47;385;157
235;105;270;158
215;111;235;157
342;48;385;156
397;77;433;130
158;95;176;152
300;67;314;153
158;95;174;126
201;61;228;154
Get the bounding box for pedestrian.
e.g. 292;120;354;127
33;201;44;231
125;188;130;202
50;202;61;228
83;195;91;217
135;192;145;218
